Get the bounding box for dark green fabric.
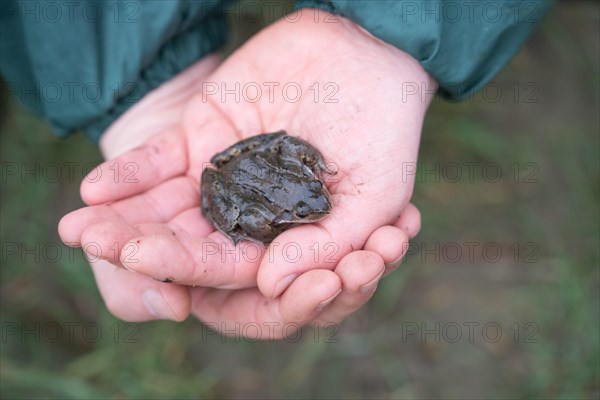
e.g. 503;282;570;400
1;0;554;142
1;0;230;142
295;0;555;100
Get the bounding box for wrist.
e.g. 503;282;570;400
280;8;437;115
99;54;221;159
337;11;438;115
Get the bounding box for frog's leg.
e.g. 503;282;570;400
200;168;240;243
279;135;337;178
200;168;217;217
210;131;288;168
237;204;281;245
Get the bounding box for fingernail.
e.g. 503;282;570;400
384;242;410;270
316;288;342;313
143;289;177;320
360;269;385;294
273;273;298;297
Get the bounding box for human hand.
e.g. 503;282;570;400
59;10;434;337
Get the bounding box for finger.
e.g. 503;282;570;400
119;230;261;289
394;202;421;239
81;126;188;205
190;269;341;340
89;258;191;322
78;207;410;292
279;269;342;324
168;207;214;238
59;205;125;246
80;220;143;266
81;221;178;267
256;197;419;298
316;250;385;324
363;225;409;276
256;224;341;298
59;177;199;247
108;176;199;224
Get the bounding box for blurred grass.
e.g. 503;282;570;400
1;1;599;399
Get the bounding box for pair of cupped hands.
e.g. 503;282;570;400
58;10;435;339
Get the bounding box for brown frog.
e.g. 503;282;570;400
201;131;335;245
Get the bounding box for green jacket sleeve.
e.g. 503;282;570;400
0;0;230;142
296;0;555;100
1;1;555;142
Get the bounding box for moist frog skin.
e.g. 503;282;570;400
201;131;335;245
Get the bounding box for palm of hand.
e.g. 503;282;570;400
183;14;424;255
59;11;431;336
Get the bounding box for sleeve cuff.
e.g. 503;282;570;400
295;0;555;101
83;14;228;142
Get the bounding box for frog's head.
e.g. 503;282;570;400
290;179;332;222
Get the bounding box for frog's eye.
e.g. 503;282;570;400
302;154;316;165
294;201;311;218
